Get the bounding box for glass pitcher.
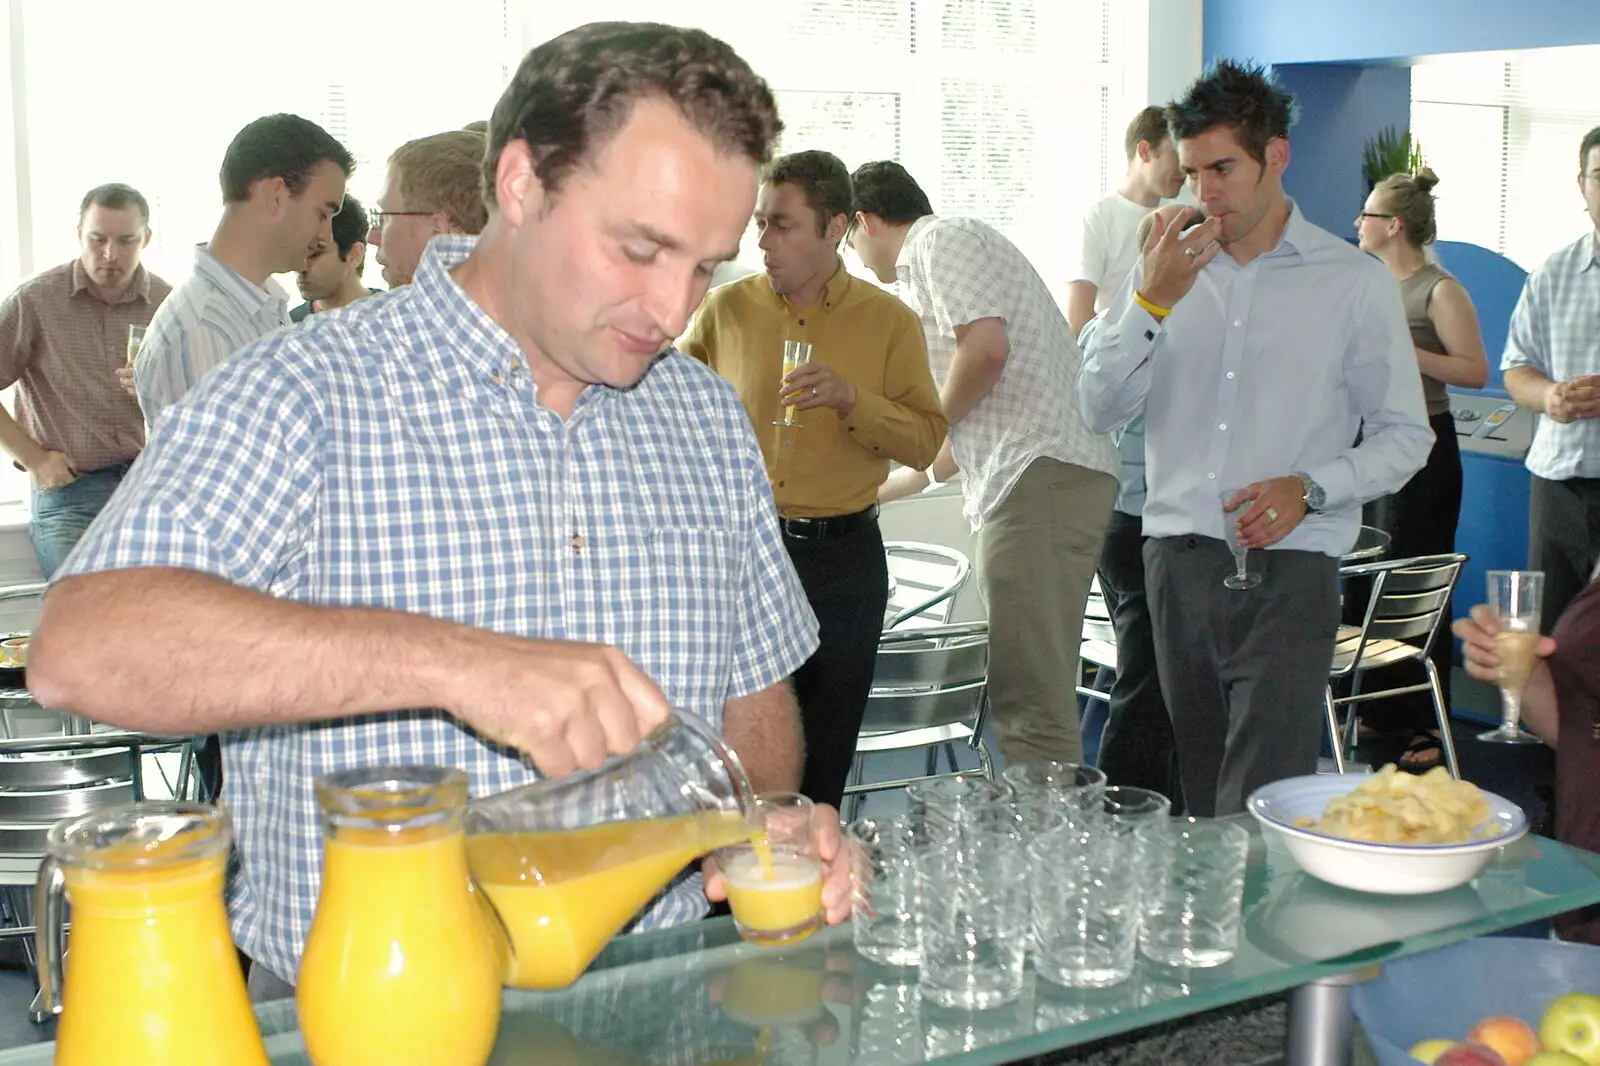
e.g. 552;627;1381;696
34;802;269;1066
297;765;501;1066
465;710;755;990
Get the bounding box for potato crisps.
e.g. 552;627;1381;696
1293;765;1496;845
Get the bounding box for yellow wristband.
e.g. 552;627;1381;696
1133;291;1171;319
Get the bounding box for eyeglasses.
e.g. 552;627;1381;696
1356;211;1396;220
368;209;432;230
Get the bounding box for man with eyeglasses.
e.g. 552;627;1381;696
0;184;169;577
369;130;488;288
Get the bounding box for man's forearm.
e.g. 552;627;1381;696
722;681;803;794
0;405;44;469
940;339;1005;425
31;568;473;734
1504;366;1554;413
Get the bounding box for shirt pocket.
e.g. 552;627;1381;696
636;527;739;716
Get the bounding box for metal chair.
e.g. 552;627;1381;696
1076;575;1116;706
1325;553;1469;778
883;541;970;630
843;621;994;821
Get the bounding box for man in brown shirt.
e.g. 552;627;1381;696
1456;572;1600;944
0;183;170;576
682;150;946;808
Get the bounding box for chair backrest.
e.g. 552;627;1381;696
1082;575;1114;644
864;622;988;734
884;542;971;630
1341;553;1468;655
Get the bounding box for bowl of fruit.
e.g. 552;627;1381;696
1352;937;1600;1066
1247;766;1527;895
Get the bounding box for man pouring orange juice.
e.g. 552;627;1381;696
28;20;852;1003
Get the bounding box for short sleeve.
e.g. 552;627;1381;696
1501;271;1548;374
916;224;1010;331
1070;211;1107;287
58;338;323;590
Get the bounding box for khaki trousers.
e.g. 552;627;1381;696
976;457;1116;767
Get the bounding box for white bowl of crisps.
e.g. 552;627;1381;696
1246;766;1528;896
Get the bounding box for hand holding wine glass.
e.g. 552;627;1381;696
1219;489;1262;590
1475;570;1547;744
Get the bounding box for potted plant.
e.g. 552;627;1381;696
1361;126;1424;191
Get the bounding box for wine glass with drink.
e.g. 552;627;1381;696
774;341;813;428
1218;490;1262;590
126;325;146;366
1478;569;1544;744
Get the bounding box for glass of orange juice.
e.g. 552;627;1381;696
720;791;824;947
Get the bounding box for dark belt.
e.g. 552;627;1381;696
779;504;879;541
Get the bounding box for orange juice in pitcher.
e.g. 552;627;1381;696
297;766;501;1066
34;802;269;1066
465;711;755;989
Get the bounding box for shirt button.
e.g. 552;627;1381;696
570;533;585;552
1219;423;1228;430
490;372;502;386
1207;472;1217;480
509;360;521;372
1226;372;1236;380
777;480;785;487
1233;319;1242;327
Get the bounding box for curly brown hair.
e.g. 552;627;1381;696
481;21;782;213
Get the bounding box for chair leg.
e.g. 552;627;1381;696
975;738;995;781
1323;686;1346;774
1425;660;1461;779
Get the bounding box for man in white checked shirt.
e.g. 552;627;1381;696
1501;124;1600;630
855;161;1120;769
31;22;851;998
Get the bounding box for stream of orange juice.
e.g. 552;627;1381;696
56;849;269;1066
468;811;750;989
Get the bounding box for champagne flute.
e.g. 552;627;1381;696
774;341;813;428
1478;569;1544;744
126;324;147;366
1218;490;1261;590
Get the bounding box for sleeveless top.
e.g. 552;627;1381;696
1398;261;1454;416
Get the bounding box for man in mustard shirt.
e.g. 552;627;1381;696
682;149;946;808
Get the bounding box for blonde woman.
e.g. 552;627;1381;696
1353;168;1489;769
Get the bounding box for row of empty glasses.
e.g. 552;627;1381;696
846;767;1249;1012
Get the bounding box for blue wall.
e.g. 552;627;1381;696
1203;0;1600;66
1272;64;1410;236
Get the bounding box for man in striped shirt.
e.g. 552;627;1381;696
133;114;353;422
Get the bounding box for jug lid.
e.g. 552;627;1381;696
45;801;231;869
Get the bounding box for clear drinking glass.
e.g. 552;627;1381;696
1095;785;1172;839
914;808;1027;1010
1028;823;1142;989
1136;818;1249;968
1479;569;1545;745
905;774;1010;848
1001;761;1107;826
126;324;146;366
1219;490;1262;590
846;816;921;967
720;792;824;947
774;340;814;427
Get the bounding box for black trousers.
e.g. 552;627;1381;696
1092;510;1180;802
1530;474;1600;635
1146;537;1339;817
1351;409;1462;732
784;519;888;811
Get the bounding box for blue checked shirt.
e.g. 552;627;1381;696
58;236;820;985
133;244;292;422
1502;231;1600;480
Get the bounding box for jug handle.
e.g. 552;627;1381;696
32;854;65;1017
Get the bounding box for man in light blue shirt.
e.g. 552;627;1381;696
1079;62;1432;816
135;114;353;421
1501;124;1600;629
31;23;847;996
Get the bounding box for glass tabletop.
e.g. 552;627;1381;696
7;821;1600;1066
1343;525;1392;563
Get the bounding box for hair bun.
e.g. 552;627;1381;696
1413;165;1439;193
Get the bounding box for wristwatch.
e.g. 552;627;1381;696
1294;471;1325;514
